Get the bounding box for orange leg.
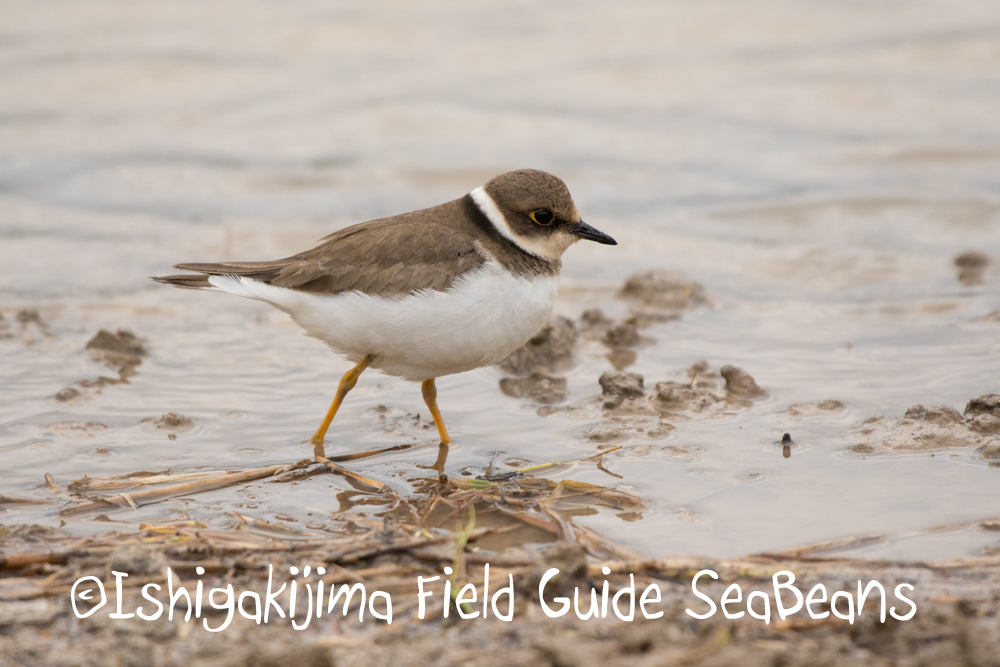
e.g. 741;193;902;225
421;378;452;445
421;378;452;472
310;355;373;458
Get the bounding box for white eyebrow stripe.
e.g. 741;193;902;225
469;186;537;257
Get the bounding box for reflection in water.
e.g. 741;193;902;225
781;433;794;459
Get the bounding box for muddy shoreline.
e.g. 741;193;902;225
2;284;999;665
2;523;1000;667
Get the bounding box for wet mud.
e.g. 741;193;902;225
849;394;1000;461
54;329;150;403
2;521;1000;667
954;251;992;286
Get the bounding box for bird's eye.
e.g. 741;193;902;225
530;209;555;226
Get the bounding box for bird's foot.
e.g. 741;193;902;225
311;438;327;461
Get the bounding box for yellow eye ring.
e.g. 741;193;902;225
530;209;555;226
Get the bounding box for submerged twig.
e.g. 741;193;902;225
327;443;417;463
43;474;60;493
0;495;52;506
514;446;623;476
69;469;234;492
60;464;286;516
757;534;886;560
320;458;393;494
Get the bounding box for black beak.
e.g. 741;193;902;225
570;220;617;245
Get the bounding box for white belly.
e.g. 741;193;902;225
208;261;558;382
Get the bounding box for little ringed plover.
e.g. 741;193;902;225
154;168;616;467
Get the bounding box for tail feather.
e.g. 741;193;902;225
175;261;288;281
151;274;214;289
153;260;292;290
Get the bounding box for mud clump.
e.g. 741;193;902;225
954;250;990;285
720;364;767;399
604;320;642;349
579;308;614;338
618;270;709;312
52;329;149;400
499;374;568;404
579;308;653;370
784;400;845;417
968;414;1000;435
142;413;196;439
851;395;1000;457
499;317;576;403
54;387;81;402
979;443;1000;460
923;405;965;426
46;421;109;436
87;329;147;365
499;317;576;376
69;329;150;395
601;361;767;419
599;371;644;399
544;362;766;433
3;308;53;343
586;269;709;373
966;394;1000;418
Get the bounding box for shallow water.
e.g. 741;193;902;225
2;0;999;559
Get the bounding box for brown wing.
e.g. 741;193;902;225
153;199;488;298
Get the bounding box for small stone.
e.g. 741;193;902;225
720;365;766;399
599;371;644;398
816;399;844;411
904;405;926;420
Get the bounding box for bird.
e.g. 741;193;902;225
154;168;617;468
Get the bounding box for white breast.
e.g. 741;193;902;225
208;261;558;382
